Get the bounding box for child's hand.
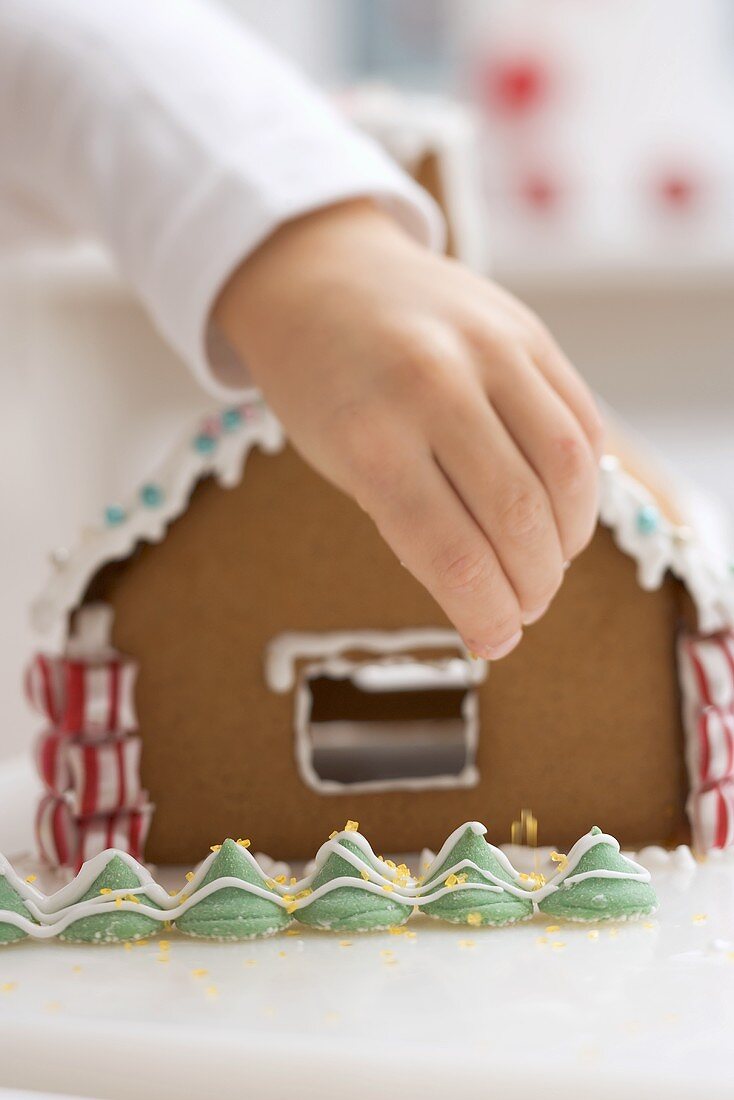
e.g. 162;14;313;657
214;200;603;659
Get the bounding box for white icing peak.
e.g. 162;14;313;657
30;409;734;637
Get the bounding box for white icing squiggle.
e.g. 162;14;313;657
0;824;654;939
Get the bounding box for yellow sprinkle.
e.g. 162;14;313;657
528;872;546;889
339;940;352;948
286;904;297;915
290;877;297;886
459;939;475;949
360;870;370;881
380;949;394;958
467;912;482;927
383;883;394;893
692;913;708;925
396;864;411;877
163;920;172;931
550;852;569;872
125;894;140;905
329;831;338;840
536;936;548;946
134;939;149;948
25;874;37;884
445;873;459;888
275;875;286;884
157;956;169;964
99;888;112;895
727;952;734;963
278;951;287;958
210;844;221;853
244;959;257;967
344;820;359;832
384;859;396;870
191;969;208;978
1;983;16;993
205;985;219;999
545;925;561;933
587;930;600;941
265;879;276;888
71;965;82;974
642;921;655;931
456;873;468;885
158;940;171;951
168;889;179;897
185;871;194;882
285;929;301;937
389;926;408;935
123;942;133;951
236;838;251;849
551;941;566;950
282;894;295;903
114;897;123;908
295;889;312;899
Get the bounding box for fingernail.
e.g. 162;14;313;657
465;630;523;662
522;603;549;626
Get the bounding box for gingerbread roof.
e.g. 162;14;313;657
31;401;734;636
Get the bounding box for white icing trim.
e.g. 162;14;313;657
599;455;734;634
264;629;480;694
287;646;484;796
31;402;285;633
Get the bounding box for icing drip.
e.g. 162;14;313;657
599;456;734;634
0;823;658;941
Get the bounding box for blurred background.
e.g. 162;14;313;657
1;0;733;781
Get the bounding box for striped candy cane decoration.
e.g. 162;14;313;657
678;629;734;852
36;794;153;871
25;654;138;735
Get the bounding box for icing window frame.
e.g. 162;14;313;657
265;630;485;795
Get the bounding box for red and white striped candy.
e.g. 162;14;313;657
36;794;153;871
695;706;734;788
679;633;734;711
25;654;138;736
66;737;143;816
692;781;734;852
35;732;73;795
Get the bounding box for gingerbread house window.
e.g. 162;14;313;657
266;630;484;794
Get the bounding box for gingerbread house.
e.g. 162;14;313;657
25;399;734;869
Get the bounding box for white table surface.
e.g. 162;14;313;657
1;759;734;1100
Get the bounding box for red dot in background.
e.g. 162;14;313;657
518;172;559;212
655;171;699;211
479;56;551;116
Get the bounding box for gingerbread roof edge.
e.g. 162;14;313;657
30;403;734;636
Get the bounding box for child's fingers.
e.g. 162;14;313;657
355;448;523;659
431;388;564;619
486;355;600;562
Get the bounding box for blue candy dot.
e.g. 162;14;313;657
636;503;661;535
104;504;126;527
140;482;164;508
193;433;217;455
221;407;243;433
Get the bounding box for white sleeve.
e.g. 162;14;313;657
0;0;444;398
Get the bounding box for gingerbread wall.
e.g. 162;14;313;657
84;444;689;862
